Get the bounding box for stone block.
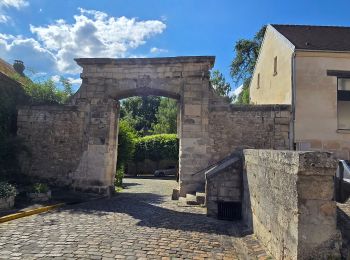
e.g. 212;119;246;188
184;104;202;116
297;175;334;200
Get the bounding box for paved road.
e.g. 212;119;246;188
0;177;239;259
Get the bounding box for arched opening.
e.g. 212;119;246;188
114;93;180;190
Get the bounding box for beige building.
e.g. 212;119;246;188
250;24;350;159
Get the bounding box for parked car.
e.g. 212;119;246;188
335;160;350;203
154;166;177;177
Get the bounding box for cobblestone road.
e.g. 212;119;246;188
0;177;240;259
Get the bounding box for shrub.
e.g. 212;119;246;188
12;74;73;105
117;119;137;167
0;182;17;198
31;183;49;193
115;165;124;187
133;134;179;162
116;119;137;184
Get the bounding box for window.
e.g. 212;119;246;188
273;56;278;76
337;78;350;129
257;73;260;89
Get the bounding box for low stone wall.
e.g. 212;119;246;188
127;159;177;176
243;149;341;259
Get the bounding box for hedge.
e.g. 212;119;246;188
133;134;179;162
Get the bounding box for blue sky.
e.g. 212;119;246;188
1;0;350;91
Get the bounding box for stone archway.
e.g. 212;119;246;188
70;56;215;196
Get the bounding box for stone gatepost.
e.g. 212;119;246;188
179;65;211;196
243;149;341;259
71;98;119;195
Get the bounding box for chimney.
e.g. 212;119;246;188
13;60;25;77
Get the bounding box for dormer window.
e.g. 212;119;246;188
273;56;278;76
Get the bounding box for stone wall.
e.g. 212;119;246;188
17;102;119;195
243;149;341;259
126;159;177;176
17;105;85;186
208;101;291;163
205;155;242;218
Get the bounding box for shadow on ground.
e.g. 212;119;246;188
59;191;242;237
125;175;177;180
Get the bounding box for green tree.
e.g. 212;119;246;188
120;96;161;135
210;70;232;102
13;75;73;104
230;25;266;104
152;98;178;134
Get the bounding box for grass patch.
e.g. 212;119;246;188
115;186;123;193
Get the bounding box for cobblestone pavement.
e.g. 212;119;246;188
0;177;241;259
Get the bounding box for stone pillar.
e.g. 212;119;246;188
179;74;210;196
72;98;118;195
243;149;341;259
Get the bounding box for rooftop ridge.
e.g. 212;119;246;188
271;24;350;29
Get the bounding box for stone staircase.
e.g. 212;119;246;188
173;151;243;209
177;192;206;206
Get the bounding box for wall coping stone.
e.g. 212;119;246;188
205;156;240;179
244;149;337;175
211;104;292;112
75;56;215;67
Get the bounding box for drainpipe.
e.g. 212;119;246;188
291;52;296;150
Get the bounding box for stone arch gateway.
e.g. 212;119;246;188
17;56;292;197
71;56;215;196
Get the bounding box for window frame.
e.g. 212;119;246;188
273;56;278;76
337;77;350;130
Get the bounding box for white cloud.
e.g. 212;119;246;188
67;77;82;85
233;84;243;97
0;0;29;9
0;33;57;72
150;47;168;54
21;8;167;74
51;75;82;86
0;8;166;77
229;84;243;102
0;14;10;23
51;75;60;83
0;0;28;24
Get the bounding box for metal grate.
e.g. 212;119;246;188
217;201;242;221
